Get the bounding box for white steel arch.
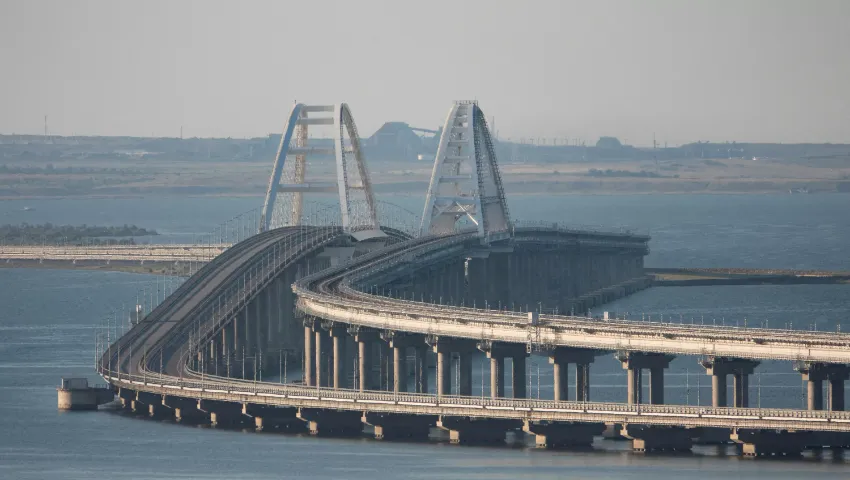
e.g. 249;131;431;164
260;103;381;238
420;101;511;243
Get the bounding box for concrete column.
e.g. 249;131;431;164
332;329;346;389
458;352;473;396
830;378;845;412
314;329;324;388
702;357;759;408
303;324;313;387
415;346;429;394
576;362;590;402
437;348;451;397
808;378;824;411
627;368;640;405
512;355;526;398
712;373;727;407
490;356;504;398
649;367;664;405
552;361;569;402
393;345;406;393
358;339;370;392
733;373;749;408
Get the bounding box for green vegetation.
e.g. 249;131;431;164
0;223;158;245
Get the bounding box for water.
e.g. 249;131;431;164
1;193;850;478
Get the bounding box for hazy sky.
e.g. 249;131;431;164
1;0;848;145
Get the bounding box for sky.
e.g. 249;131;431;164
0;0;848;145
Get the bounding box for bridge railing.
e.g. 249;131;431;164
101;365;850;424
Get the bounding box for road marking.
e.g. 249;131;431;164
204;389;227;393
486;406;515;411
231;391;256;396
289;395;320;400
132;381;145;385
441;404;484;409
183;387;202;392
358;399;395;405
147;383;162;388
163;385;181;389
323;397;355;403
533;408;582;413
514;407;531;412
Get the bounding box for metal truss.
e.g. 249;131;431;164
260;103;381;239
420;101;511;243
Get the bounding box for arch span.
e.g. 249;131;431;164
260;103;381;239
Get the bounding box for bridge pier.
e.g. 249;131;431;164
522;420;604;449
351;327;378;392
297;408;362;437
198;399;245;428
621;425;692;453
701;357;760;408
731;429;810;457
430;337;476;396
550;348;599;402
162;395;205;423
303;318;314;386
479;342;527;398
618;352;673;405
330;324;348;389
437;416;521;445
362;412;435;440
242;403;302;432
796;362;850;411
414;344;430;394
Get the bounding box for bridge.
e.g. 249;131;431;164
94;101;850;457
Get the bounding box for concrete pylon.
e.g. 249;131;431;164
618;352;674;405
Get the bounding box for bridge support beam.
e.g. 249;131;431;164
415;345;430;394
362;412;435;440
437;416;521;445
701;357;760;408
550;348;599;402
621;425;692;453
522;420;604;449
618;352;674;405
297;408;362;437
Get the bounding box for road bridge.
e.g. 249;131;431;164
94;101;850;457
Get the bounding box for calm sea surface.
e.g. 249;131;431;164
1;193;849;479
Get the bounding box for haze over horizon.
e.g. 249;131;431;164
1;0;848;146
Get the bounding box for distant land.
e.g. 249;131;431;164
1;127;849;198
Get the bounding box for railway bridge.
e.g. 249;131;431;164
96;101;850;457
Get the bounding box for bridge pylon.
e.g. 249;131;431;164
260;103;382;239
420;101;511;243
